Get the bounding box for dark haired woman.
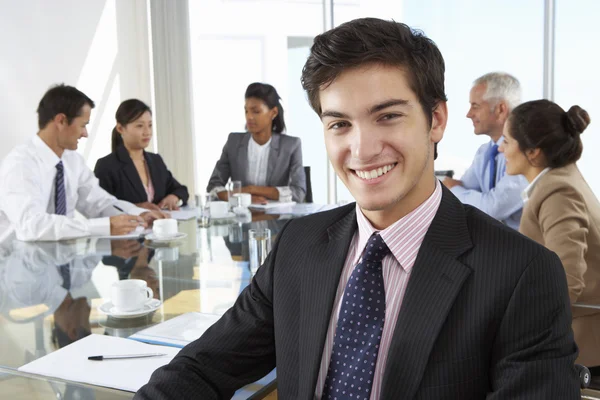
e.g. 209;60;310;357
94;99;189;211
206;82;306;203
500;100;600;368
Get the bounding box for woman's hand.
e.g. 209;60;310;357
158;194;180;210
135;202;162;211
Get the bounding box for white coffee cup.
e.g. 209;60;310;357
233;193;252;208
110;279;153;312
210;201;229;218
153;218;178;238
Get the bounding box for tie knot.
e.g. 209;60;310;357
361;233;390;264
56;161;64;172
490;144;499;157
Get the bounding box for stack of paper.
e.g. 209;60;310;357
130;312;222;347
168;206;199;221
18;334;180;392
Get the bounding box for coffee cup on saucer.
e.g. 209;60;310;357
110;279;154;312
153;218;178;238
209;201;229;218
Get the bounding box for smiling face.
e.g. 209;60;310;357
319;64;447;228
56;104;91;151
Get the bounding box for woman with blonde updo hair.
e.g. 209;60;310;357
499;100;600;368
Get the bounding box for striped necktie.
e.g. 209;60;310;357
55;161;66;215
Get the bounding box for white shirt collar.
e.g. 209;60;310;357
249;136;272;149
521;168;551;203
32;134;61;168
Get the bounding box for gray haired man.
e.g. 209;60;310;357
443;72;528;230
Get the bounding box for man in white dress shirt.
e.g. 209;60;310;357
0;84;162;241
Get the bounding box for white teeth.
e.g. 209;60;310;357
355;164;395;180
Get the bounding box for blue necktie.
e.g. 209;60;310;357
322;233;390;400
487;144;499;190
55;161;67;215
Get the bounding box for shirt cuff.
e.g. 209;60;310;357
210;186;227;198
87;217;110;237
276;186;292;203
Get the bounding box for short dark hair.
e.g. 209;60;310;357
37;84;95;129
245;82;286;134
509;100;591;168
112;99;152;153
301;18;447;158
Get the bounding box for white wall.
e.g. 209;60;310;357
0;0;153;169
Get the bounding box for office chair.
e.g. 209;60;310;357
304;166;313;203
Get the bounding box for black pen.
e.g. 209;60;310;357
113;205;125;213
88;353;167;361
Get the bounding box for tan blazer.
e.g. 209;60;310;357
520;163;600;366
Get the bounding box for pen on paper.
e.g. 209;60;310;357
114;205;145;227
88;353;167;361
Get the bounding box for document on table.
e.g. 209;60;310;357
129;312;222;348
248;200;296;210
18;334;180;392
168;206;198;221
94;226;152;239
265;203;339;215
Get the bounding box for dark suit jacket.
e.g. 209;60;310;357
135;187;579;399
206;132;306;202
94;146;189;206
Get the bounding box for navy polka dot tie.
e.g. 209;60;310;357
322;233;390;399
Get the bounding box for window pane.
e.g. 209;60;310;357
333;0;544;203
188;1;325;202
555;0;600;195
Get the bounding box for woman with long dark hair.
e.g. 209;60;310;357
206;82;306;203
500;100;600;368
94;99;189;211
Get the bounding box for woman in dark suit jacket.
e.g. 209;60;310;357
206;83;306;203
94;99;189;211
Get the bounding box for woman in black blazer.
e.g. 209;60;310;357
94;99;189;211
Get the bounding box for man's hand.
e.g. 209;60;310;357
135;202;162;212
111;239;143;259
157;194;180;210
110;215;146;236
442;177;463;189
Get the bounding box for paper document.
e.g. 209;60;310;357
130;312;222;348
94;226;152;239
248;201;296;210
168;206;198;221
18;334;180;392
265;203;339;215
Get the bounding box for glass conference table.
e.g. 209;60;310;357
0;208;304;399
2;206;600;400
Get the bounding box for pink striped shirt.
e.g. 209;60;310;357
315;181;443;399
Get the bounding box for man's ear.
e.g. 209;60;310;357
430;101;448;145
53;113;67;130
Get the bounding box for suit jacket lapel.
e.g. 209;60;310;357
297;207;357;400
380;187;474;399
236;134;250;183
116;146;146;201
266;133;280;185
144;152;162;201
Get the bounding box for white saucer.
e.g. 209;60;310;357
145;232;187;242
211;212;236;220
98;299;162;319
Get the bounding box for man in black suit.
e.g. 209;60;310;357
136;18;579;399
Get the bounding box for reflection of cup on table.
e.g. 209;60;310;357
198;193;212;227
111;279;154;312
209;201;229;218
153;218;178;238
249;228;272;274
156;247;179;262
